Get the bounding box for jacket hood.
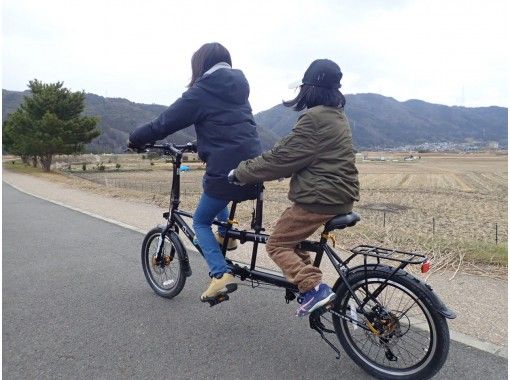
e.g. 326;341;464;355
195;67;250;105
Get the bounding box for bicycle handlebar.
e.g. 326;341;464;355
143;141;197;156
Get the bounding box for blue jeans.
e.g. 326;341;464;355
192;193;230;277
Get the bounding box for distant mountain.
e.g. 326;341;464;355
2;90;279;153
255;93;508;149
3;89;507;153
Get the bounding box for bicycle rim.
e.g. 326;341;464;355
144;232;182;292
339;278;436;377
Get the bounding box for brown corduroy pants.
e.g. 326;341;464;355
266;204;335;293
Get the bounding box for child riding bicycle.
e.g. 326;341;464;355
129;42;262;302
229;59;360;317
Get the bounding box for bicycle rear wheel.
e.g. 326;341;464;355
332;266;450;380
141;227;187;298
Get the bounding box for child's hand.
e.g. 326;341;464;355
228;170;245;186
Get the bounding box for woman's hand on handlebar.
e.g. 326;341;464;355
176;141;197;153
127;140;148;153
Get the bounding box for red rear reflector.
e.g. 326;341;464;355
421;260;431;273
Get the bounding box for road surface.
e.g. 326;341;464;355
2;183;507;379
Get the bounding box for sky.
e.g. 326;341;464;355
2;0;508;113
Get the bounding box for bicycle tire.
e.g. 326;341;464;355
332;266;450;380
141;227;187;298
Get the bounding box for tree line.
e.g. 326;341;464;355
2;80;101;171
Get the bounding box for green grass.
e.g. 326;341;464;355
3;160;44;175
462;241;508;266
415;236;507;266
344;224;508;268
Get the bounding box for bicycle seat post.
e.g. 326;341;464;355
249;187;265;270
222;202;238;256
227;202;237;225
251;186;264;233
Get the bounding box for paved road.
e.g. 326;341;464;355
2;183;507;379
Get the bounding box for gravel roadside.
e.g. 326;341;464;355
2;169;507;352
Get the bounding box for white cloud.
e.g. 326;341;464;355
2;0;508;113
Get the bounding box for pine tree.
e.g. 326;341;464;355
3;79;100;171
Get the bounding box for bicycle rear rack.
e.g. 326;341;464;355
345;245;427;266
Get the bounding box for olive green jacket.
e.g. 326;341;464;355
235;105;360;214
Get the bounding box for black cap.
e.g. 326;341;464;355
302;59;342;89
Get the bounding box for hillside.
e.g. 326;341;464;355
2;90;279;153
255;93;508;149
3;89;507;152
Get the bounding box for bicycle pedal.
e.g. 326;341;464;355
205;293;230;307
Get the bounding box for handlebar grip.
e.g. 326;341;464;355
173;142;197;153
187;141;198;153
144;141;197;155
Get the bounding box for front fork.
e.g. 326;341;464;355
154;219;193;277
155;223;173;262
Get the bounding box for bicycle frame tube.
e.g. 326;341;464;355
321;243;410;313
169;209;298;291
153;143;403;315
321;244;366;307
169;153;182;214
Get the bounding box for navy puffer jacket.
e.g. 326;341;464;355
129;65;262;201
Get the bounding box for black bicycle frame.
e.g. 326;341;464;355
150;143;425;316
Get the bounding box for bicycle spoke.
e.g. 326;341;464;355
147;235;180;290
396;339;423;362
340;278;435;371
400;332;430;349
360;335;371;352
393;344;410;366
386;284;398;307
395;290;406;314
397;335;427;354
398;300;418;319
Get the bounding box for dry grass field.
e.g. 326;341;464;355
353;153;507;276
9;151;508;276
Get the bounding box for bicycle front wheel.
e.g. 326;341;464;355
141;227;187;298
332;266;450;380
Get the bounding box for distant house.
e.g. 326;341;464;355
355;153;364;162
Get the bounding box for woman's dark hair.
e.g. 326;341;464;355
187;42;232;88
283;85;346;111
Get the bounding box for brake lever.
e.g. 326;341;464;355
187;141;198;153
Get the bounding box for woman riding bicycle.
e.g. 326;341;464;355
129;42;262;302
229;59;360;317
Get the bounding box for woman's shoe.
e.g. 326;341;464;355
200;273;238;301
215;232;238;251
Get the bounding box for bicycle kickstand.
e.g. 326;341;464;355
309;307;341;359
